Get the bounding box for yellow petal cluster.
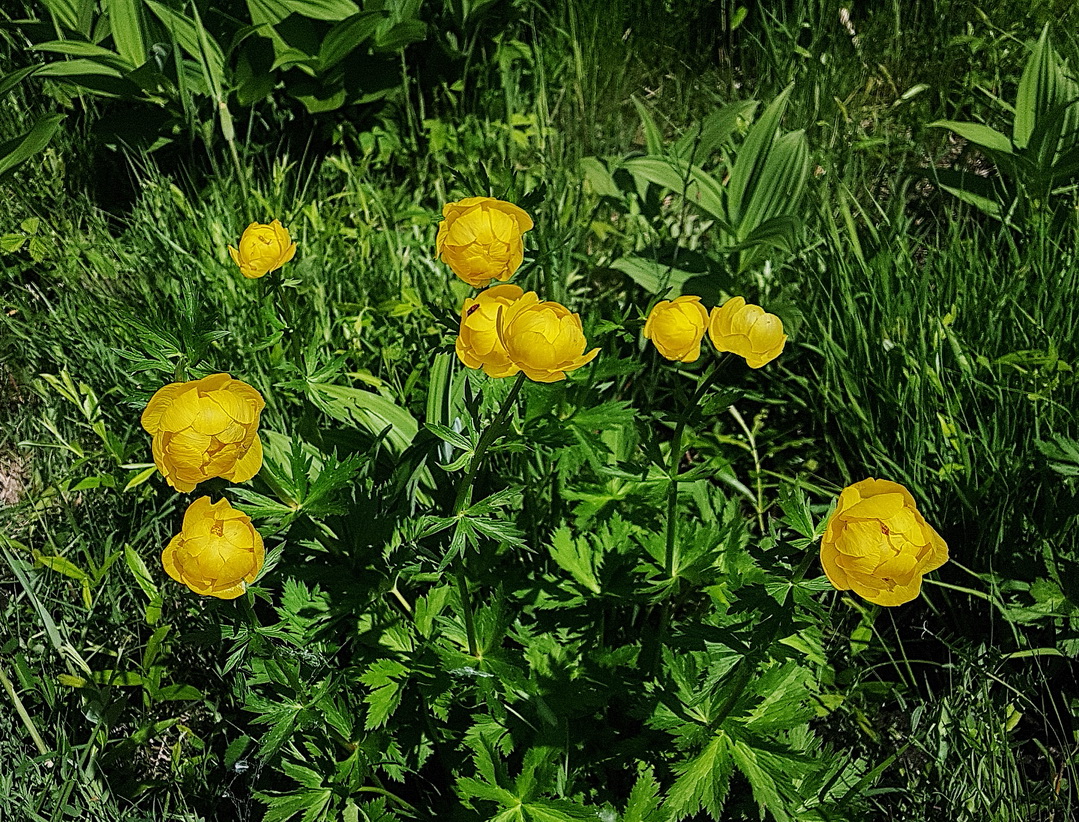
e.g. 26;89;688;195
820;478;949;606
455;284;525;377
228;219;297;279
498;292;599;383
162;496;264;599
141;373;265;493
436;197;534;288
707;296;786;368
643;296;710;363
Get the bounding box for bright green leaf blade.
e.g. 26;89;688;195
928;120;1013;154
0;114;65;180
726;83;793;227
631;95;665;156
105;0;147;67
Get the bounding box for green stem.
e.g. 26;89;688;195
452;373;527;516
648;358;726;675
0;660;49;756
451;372;527;658
663;361;724;578
728;404;765;534
455;566;481;658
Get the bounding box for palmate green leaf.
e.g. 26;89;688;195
736;662;815;732
665;733;733;821
548;526;602;594
623;767;668;822
281;759;325;789
360;659;407;730
468;515;525;546
258;788;333;822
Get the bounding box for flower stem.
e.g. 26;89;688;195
452;373;527;516
663;360;724;579
728;404;765;535
451;372;527;658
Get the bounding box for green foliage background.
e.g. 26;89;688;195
1;0;1078;820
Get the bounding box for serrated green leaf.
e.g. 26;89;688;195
666;733;733;820
548;527;601;594
624;767;666;822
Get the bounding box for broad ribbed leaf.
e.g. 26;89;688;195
0;114;64;180
145;0;226;91
726;83;793;227
318;11;382;69
621;156;726;222
609;256;698;297
735;128;810;242
928;120;1013;154
1014;26;1057;149
632;95;665;156
305;382;418;453
105;0;147;67
672;100;756;162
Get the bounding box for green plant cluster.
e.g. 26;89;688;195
2;1;1079;821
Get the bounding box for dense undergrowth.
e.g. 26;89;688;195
1;1;1078;820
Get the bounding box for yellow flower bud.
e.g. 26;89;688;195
707;296;787;368
435;197;534;288
498;292;599;383
820;478;949;607
141;373;265;493
162;496;264;599
228;219;297;279
643;296;709;363
455;284;525;377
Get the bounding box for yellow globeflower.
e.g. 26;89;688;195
707;296;786;368
141;373;264;493
435;196;534;288
162;496;264;599
820;478;949;607
498;292;599;383
456;284;525;377
228;219;297;279
643;296;709;363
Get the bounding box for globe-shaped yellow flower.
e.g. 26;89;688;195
498;292;599;383
456;284;525;377
435;197;534;288
820;478;949;607
707;296;786;368
141;373;264;493
162;496;264;599
643;296;710;363
228;219;297;279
